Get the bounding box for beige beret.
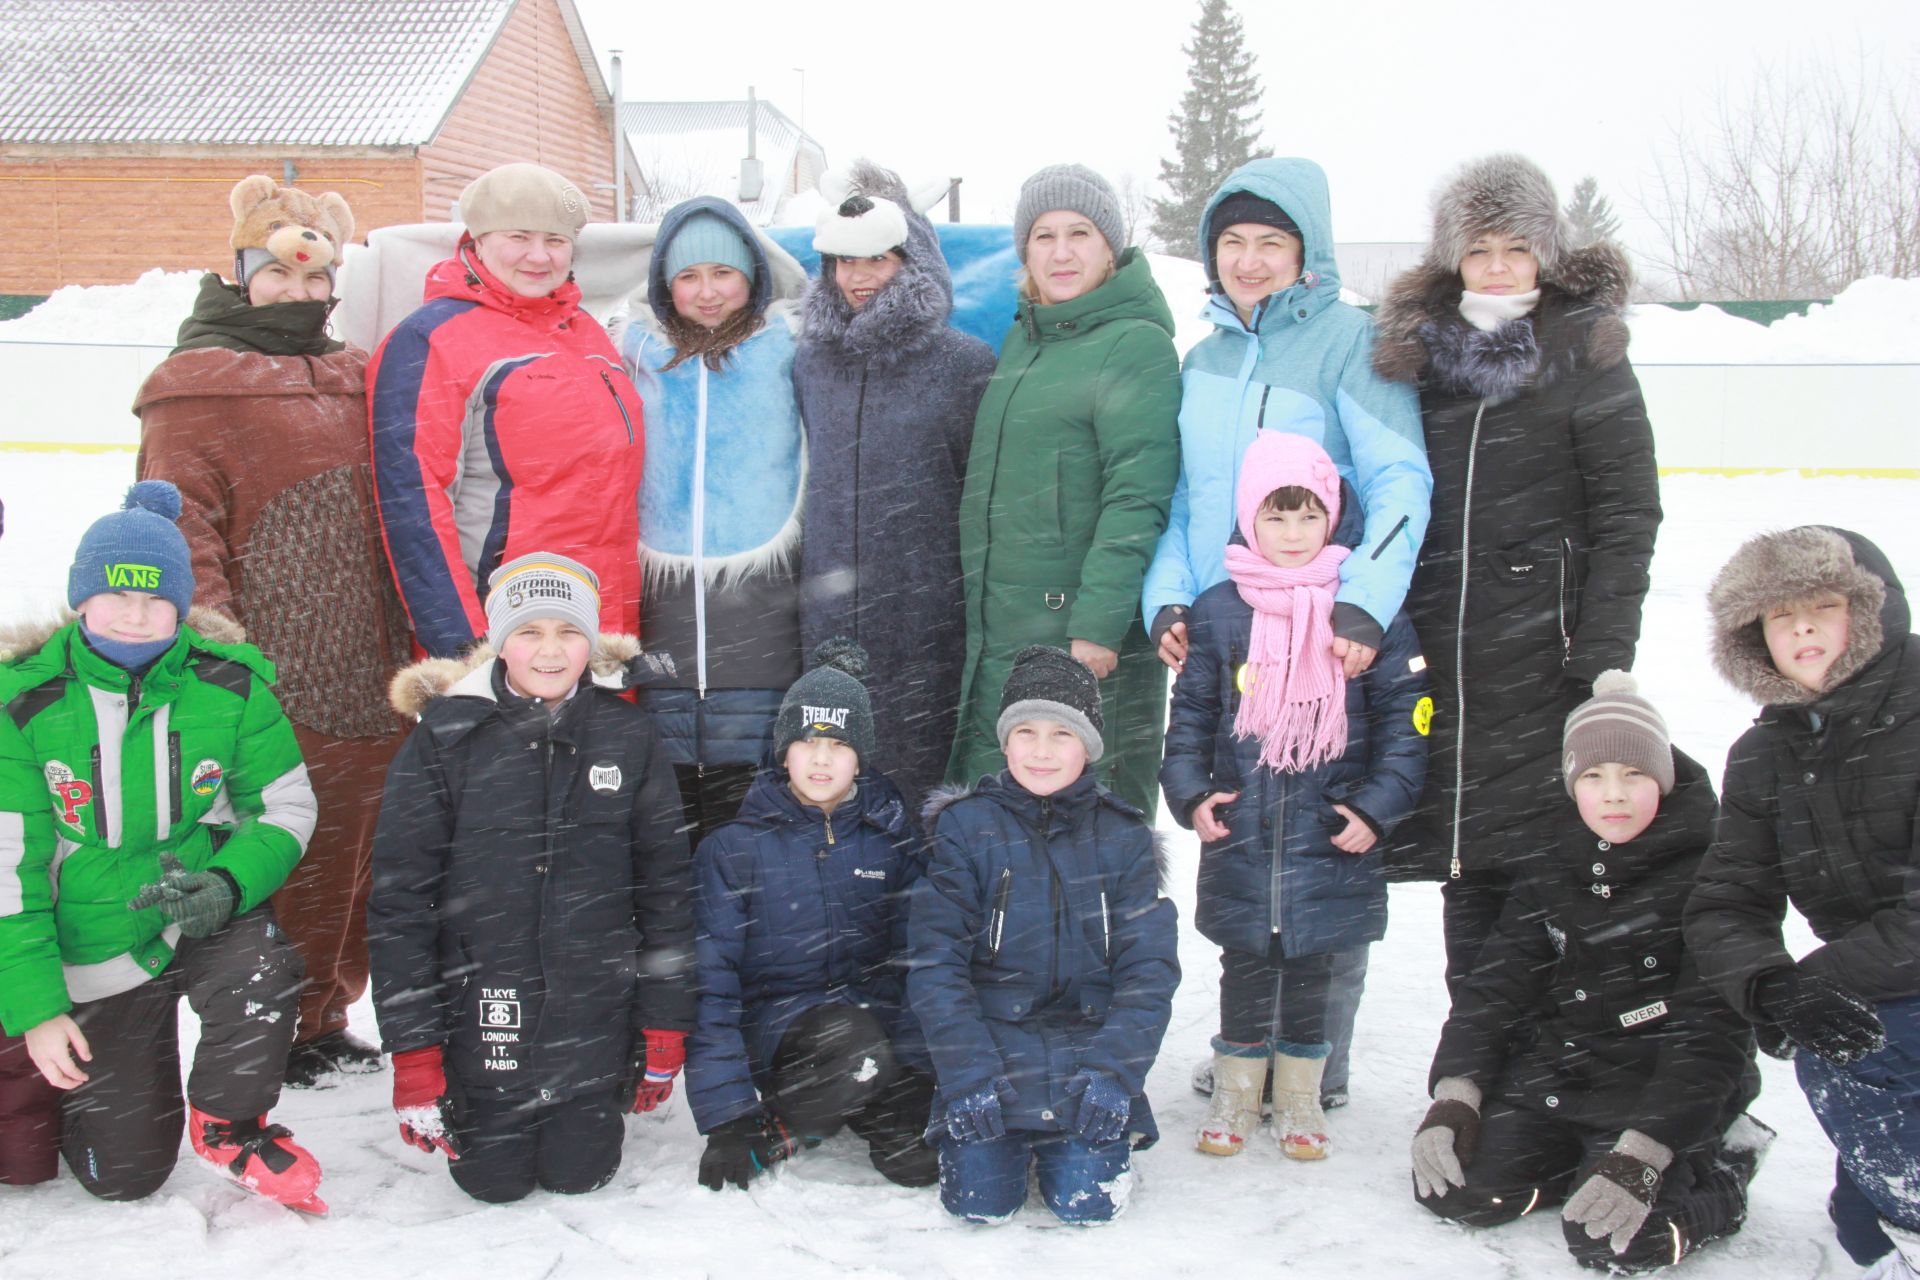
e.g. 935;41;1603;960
460;163;589;240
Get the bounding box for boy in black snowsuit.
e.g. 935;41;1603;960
1413;672;1765;1272
1686;527;1920;1276
688;639;936;1191
368;554;694;1203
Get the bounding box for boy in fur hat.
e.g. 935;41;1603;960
367;553;695;1204
1414;671;1767;1273
687;638;937;1193
1161;431;1428;1162
0;481;323;1211
911;646;1180;1224
1686;527;1920;1277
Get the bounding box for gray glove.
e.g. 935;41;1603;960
1562;1128;1673;1254
1410;1076;1481;1199
128;853;237;939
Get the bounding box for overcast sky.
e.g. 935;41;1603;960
573;0;1917;264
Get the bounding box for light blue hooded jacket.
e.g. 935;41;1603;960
1141;159;1430;644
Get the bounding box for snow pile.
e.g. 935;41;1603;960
0;268;200;346
1627;276;1920;365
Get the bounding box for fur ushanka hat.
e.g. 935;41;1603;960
1423;153;1571;280
1708;525;1898;706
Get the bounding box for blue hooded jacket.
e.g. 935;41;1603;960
1141;158;1431;645
686;765;926;1131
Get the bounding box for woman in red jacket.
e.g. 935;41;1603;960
368;163;645;658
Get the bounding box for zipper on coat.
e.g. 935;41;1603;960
1098;891;1111;961
598;370;635;444
852;365;868;642
692;362;710;699
987;868;1012;963
168;732;182;826
1558;536;1573;658
1255;384;1272;431
1270;775;1288;934
824;812;836;846
1448;400;1490;881
1370;515;1410;561
90;744;109;846
126;673;142;716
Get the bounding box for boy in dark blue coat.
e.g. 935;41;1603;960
688;641;936;1191
1162;431;1428;1161
911;646;1180;1224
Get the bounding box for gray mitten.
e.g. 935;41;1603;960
1562;1128;1673;1254
1410;1076;1481;1199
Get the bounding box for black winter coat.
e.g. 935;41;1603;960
793;192;997;813
1686;531;1920;1017
1372;246;1661;881
909;773;1179;1145
1159;491;1429;957
686;766;926;1132
1432;749;1758;1152
368;657;695;1103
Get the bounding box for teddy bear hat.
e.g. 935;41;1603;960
228;174;355;288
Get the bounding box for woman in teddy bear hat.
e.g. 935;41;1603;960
135;175;410;1089
367;162;646;658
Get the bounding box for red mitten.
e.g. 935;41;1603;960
392;1045;460;1159
631;1029;687;1114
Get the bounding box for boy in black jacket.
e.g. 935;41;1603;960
367;554;694;1203
1686;527;1920;1276
1413;673;1765;1273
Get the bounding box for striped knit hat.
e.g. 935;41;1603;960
1562;670;1674;796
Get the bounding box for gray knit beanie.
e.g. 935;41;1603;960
774;639;875;763
484;553;600;651
997;645;1105;762
1013;164;1125;264
1562;670;1674;796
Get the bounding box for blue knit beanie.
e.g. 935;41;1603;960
662;211;757;282
68;481;195;616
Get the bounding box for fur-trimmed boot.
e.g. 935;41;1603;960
1197;1043;1267;1157
1271;1047;1331;1161
189;1107;327;1214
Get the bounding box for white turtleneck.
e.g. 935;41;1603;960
1458;288;1541;331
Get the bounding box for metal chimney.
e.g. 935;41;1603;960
740;85;765;203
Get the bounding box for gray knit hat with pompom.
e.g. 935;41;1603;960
774;638;875;764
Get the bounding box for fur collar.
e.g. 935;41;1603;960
0;606;245;665
800;161;955;367
1372;240;1633;393
387;632;641;718
1708;527;1903;708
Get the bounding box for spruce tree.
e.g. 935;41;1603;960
1151;0;1271;259
1564;176;1623;247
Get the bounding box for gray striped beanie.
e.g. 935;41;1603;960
1562;670;1674;796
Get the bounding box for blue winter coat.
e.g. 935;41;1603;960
687;767;926;1131
909;772;1179;1146
1141;158;1430;646
1160;494;1430;958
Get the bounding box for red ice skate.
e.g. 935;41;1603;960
189;1106;328;1215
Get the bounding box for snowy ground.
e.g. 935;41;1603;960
0;461;1914;1278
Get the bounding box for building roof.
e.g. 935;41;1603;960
620;100;827;225
0;0;539;147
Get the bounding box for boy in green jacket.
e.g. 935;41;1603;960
0;482;323;1211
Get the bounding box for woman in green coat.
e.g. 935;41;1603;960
947;165;1181;814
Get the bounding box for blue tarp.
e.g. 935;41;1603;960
765;223;1021;355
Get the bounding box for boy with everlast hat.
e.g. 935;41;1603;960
0;481;323;1211
368;552;694;1203
1413;671;1767;1273
913;645;1179;1225
687;638;936;1192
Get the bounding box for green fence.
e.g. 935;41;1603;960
0;295;45;322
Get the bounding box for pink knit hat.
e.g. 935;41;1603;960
1235;431;1343;548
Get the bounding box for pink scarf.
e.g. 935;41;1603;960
1225;541;1351;772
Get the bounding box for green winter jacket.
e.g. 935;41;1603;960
0;620;315;1035
948;249;1182;812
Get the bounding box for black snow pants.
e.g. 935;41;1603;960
766;1003;938;1187
60;907;304;1201
447;1085;627;1204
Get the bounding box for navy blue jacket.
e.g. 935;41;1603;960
687;766;926;1131
909;772;1179;1146
1160;500;1429;957
368;659;695;1104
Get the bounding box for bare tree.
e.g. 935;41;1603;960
1114;172;1158;252
1642;56;1920;300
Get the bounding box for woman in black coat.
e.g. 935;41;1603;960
1371;155;1662;995
792;162;997;813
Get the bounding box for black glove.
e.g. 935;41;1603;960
623;649;679;691
1753;1019;1798;1061
1753;969;1886;1065
697;1111;799;1191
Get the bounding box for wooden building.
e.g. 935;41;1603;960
0;0;631;294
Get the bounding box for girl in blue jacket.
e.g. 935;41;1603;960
1161;432;1428;1162
911;646;1180;1225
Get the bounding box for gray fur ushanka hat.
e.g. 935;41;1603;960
1424;153;1571;279
1707;525;1896;706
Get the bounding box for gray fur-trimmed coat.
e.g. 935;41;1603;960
792;186;997;813
1371;240;1663;882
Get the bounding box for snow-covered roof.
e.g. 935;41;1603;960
0;0;527;147
620;100;827;225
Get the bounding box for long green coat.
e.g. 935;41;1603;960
947;249;1182;813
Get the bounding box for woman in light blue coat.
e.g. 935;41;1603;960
1150;158;1431;1114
